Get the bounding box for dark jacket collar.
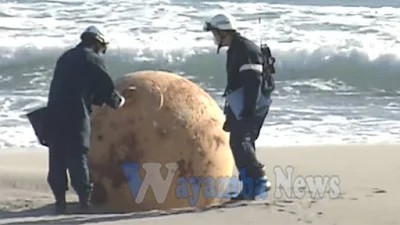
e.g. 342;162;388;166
227;32;241;53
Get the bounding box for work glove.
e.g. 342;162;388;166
117;95;125;108
223;120;230;132
223;112;233;132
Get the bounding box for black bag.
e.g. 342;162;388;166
26;106;50;147
260;44;276;94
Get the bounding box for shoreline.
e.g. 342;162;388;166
1;142;399;152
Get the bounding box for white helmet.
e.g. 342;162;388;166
80;25;109;45
203;12;238;32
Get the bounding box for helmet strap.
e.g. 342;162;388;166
216;30;227;54
217;43;222;54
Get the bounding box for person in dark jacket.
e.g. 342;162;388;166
46;25;125;213
203;12;275;200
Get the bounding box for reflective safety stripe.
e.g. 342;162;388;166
239;64;263;73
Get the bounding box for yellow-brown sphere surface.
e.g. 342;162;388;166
88;70;234;213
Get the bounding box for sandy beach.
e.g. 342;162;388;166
0;144;399;225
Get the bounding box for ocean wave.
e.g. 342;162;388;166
0;45;399;148
1;46;400;92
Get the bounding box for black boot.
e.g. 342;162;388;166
54;195;66;214
78;192;91;212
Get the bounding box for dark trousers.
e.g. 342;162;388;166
47;141;91;201
228;110;268;180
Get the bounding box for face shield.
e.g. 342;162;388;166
203;22;213;32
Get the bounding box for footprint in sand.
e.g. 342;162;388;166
371;188;386;194
365;188;387;197
273;199;293;208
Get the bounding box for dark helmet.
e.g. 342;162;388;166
80;25;109;45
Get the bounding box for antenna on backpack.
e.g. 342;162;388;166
258;18;262;47
258;17;276;75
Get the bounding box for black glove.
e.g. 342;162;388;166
223;120;230;132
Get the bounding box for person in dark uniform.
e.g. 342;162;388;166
45;25;125;213
203;12;276;200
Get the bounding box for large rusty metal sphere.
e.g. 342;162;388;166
88;70;234;212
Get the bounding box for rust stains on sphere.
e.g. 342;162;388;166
88;70;234;213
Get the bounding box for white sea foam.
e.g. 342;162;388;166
0;0;400;58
